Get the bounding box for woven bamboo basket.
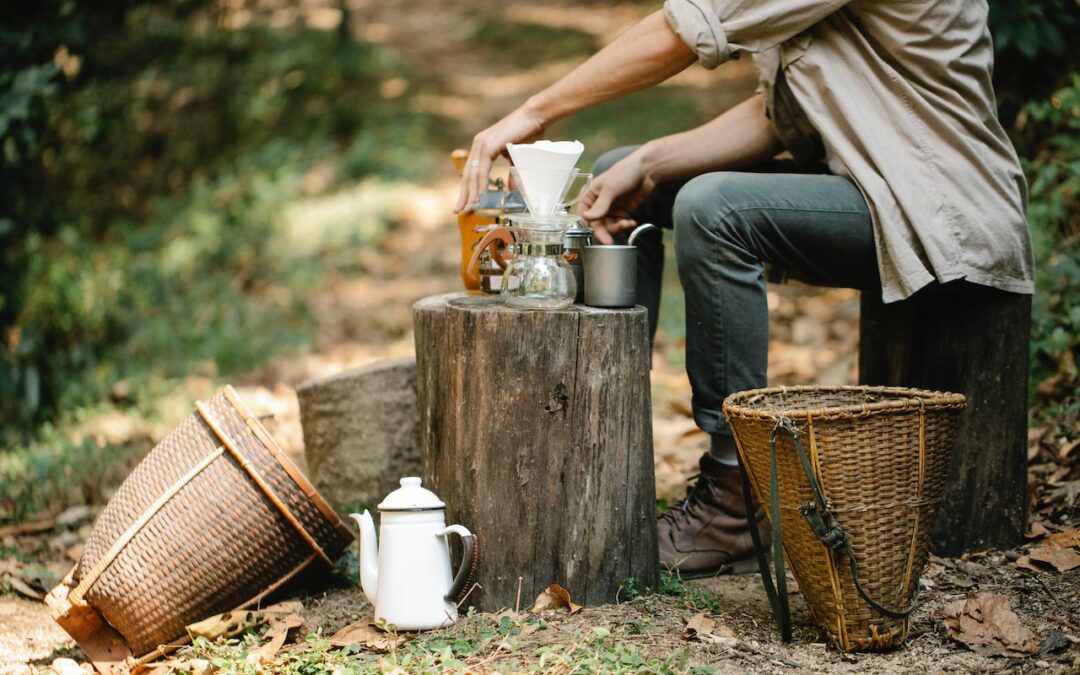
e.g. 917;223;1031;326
46;385;353;673
722;385;965;652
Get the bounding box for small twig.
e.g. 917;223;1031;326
456;582;481;609
515;576;523;614
1035;574;1059;606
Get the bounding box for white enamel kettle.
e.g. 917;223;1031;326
350;477;477;631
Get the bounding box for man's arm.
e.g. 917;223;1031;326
580;94;783;242
455;11;696;212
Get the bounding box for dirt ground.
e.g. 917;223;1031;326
3;1;1079;673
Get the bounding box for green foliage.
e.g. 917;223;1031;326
988;0;1079;122
989;0;1075;60
467;18;597;70
0;2;447;444
1021;74;1080;416
183;614;697;674
658;571;726;615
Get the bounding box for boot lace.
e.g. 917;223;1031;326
660;471;723;525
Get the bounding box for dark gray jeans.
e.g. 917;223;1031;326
592;147;880;436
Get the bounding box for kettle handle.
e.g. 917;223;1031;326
463;227;513;288
437;525;478;605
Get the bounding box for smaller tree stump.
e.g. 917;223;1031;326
414;294;658;611
297;358;422;518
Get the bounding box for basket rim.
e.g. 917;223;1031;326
222;385;354;543
722;384;966;420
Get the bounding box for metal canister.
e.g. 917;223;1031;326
563;225;593;303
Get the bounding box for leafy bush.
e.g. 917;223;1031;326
1021;74;1080;416
0;2;446;443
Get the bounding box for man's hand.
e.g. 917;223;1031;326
454;106;545;213
454;11;695;214
580;153;656;244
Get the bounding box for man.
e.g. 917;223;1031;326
455;1;1033;578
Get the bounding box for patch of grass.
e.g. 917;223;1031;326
173;610;707;674
658;571;727;615
467;17;597;70
551;88;709;171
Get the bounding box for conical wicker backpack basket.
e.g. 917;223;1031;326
46;385;353;673
723;385;965;652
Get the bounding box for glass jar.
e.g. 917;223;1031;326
501;213;579;310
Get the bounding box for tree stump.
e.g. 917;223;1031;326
297;358;422;518
859;285;1031;556
414;293;658;611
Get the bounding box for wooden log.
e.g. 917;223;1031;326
414;294;658;611
297;358;422;517
859;285;1031;556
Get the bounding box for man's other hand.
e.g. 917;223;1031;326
580;153;655;244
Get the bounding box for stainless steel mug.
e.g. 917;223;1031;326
583;245;636;308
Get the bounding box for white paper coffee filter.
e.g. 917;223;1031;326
506;140;584;171
514;167;574;215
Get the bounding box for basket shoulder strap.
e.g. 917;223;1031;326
70;446;227;604
784;420;919;620
196;401;333;566
739;454;791;641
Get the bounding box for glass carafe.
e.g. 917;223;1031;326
501;213;579;310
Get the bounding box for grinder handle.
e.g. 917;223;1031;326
451;149;469;176
464;227;514;288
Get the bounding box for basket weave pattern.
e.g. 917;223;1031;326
71;386;352;657
723;385;965;651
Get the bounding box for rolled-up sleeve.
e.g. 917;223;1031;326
663;0;850;69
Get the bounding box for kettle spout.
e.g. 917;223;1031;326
349;511;379;605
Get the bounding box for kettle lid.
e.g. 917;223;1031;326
378;476;446;512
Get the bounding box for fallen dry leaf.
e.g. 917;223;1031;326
329;620;414;652
7;574;44;600
1060;437;1080;460
1015;556;1044;574
1028;547;1080;572
187;600;304;640
940;592;1040;657
1043;528;1080;550
684;612;715;638
65;543;85;562
530;583;582;614
684;612;737;646
246;614;303;665
1024;522;1049;540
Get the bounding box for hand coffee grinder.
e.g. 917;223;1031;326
451;149;526;294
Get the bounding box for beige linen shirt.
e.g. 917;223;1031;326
664;0;1035;302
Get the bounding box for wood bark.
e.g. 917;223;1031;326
859;285;1031;556
296;358;421;518
414;293;658;611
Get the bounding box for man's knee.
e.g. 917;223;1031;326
590;145;641;176
673;173;761;266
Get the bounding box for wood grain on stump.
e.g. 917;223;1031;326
414;293;658;611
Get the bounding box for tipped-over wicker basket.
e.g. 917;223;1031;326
46;385;353;673
723;385;965;652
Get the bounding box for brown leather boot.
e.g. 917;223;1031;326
657;453;771;579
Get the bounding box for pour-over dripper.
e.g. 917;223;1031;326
509;167;592;217
506;140;584;173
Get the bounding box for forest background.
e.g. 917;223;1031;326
0;0;1076;529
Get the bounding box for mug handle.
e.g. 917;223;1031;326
463;227;514;288
560;172;593;210
436;524;478;605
